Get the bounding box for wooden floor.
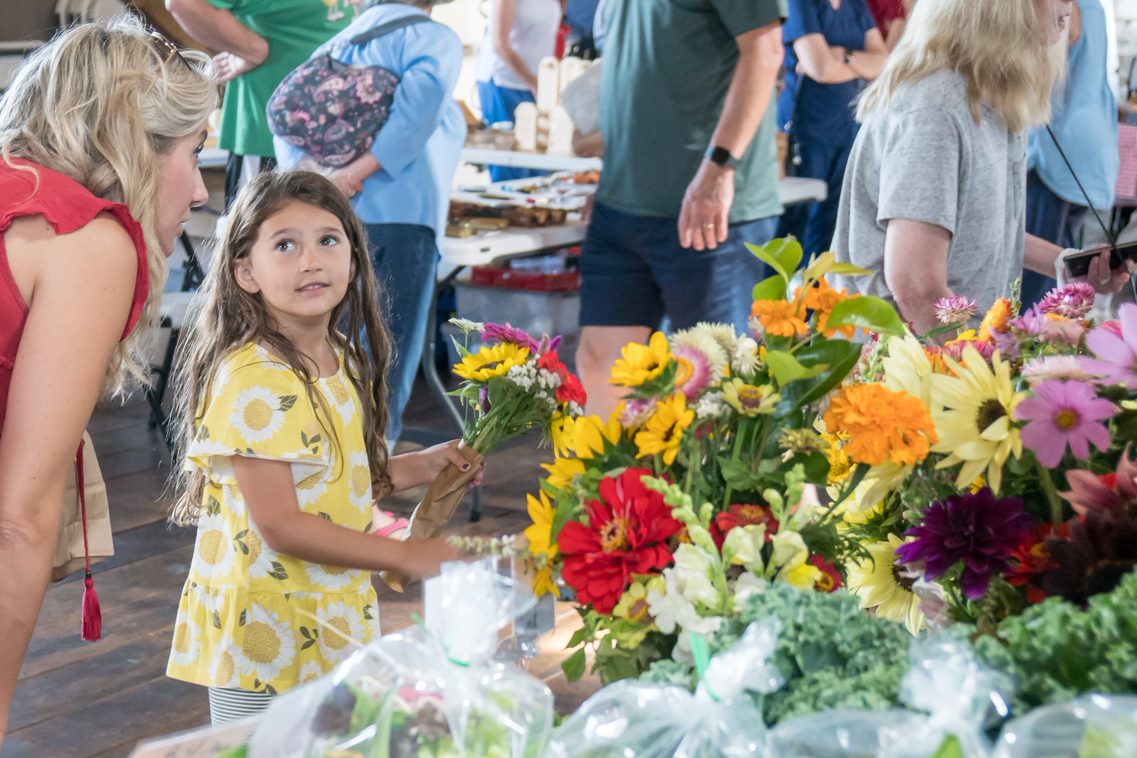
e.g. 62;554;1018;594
4;379;599;757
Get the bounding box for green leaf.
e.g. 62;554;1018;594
363;605;374;620
270;561;289;580
803;251;872;281
752;275;788;302
765;350;825;387
212;611;222;630
773;339;863;418
566;625;594;649
279;395;297;412
300;431;309;447
309;434;321;445
747;237;803;281
317;512;333;522
826;296;906;337
930;735;964;758
562;648;588;682
300;639;316;651
719;457;767;493
238;609;247;627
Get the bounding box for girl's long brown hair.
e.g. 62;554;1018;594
169;171;393;525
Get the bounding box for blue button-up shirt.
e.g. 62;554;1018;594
274;4;466;238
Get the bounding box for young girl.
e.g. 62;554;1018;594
166;170;472;723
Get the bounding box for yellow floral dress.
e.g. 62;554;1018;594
166;343;379;694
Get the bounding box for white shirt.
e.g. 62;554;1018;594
475;0;562;91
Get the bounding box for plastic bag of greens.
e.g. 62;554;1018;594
248;559;553;757
993;695;1137;758
545;619;784;757
768;635;1010;758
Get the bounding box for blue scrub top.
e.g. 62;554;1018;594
777;0;877;144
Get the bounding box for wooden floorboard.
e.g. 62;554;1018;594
4;378;590;757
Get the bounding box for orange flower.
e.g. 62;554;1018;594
797;278;854;338
978;298;1014;342
752;299;809;338
823;383;939;467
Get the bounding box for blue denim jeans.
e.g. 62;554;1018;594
366;223;438;443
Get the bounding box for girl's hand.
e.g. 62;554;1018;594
398;537;466;578
422;440;486;487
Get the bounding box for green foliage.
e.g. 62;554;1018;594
825;295;907;337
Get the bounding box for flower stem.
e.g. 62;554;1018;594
723;418;749;508
1036;462;1065;526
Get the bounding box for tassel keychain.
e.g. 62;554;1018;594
76;439;102;641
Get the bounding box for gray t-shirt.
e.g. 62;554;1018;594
832;70;1027;314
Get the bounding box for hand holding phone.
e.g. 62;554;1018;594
1062;242;1137;279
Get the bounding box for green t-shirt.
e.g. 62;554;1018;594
597;0;787;223
210;0;355;157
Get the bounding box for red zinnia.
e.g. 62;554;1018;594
558;467;682;613
539;351;587;406
710;504;780;550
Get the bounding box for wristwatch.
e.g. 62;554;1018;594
705;145;740;170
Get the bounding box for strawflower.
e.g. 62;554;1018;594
611;331;673;387
1037;282;1096;319
1021;355;1094;384
1015;380;1116;467
978;298;1014;342
1081;303;1137;389
896;488;1034;600
453;342;530;382
751;298;809;338
672;324;731;376
481;322;541;353
634;392;695;465
934;296;978;326
559;468;682;614
823;383;938;467
618;397;657;429
672;344;713;400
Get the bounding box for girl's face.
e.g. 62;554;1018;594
234;199;355;333
1036;0;1074;45
155;128;210;255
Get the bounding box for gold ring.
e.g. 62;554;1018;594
703;223;714;229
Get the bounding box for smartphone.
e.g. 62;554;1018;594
1062;241;1137;279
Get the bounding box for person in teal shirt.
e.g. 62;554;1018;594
576;0;787;418
168;0;355;204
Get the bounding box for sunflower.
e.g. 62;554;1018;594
453;342;530;382
541;455;586;491
524;491;558;561
931;345;1024;493
846;534;925;635
634;392;695;465
751;299;809;338
550;412;575;458
610;331;672;387
572;412;624;459
823;383;938;467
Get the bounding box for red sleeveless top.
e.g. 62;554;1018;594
0;159;149;430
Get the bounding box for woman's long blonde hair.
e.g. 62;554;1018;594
169;171;394;526
0;16;217;394
858;0;1067;133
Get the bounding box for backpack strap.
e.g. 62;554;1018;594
347;13;432;48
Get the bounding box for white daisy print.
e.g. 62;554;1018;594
169;615;201;668
192;514;236;581
304;561;359;591
230;385;288;444
316;602;368;664
298;660;326;684
232;603;296;685
322;373;357;427
347;451;372;512
295;468;329;508
221;484;246;517
234;525;280;579
210;635;240;688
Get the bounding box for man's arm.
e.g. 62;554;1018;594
678;21;783;251
166;0;269;65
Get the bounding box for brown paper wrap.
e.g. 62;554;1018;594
379;446;485;592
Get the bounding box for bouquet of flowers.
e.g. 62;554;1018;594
519;239;907;682
382;321;584;591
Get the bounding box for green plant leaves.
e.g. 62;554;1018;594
826;296;906;337
774;339;863;418
747;237;803;282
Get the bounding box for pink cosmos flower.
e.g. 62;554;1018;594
1016;380;1117;467
1081;303;1137;389
1038;282;1096;319
933;295;978;326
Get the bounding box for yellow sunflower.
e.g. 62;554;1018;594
634;392;695;465
550;412;575;458
453;342;530;382
541;455;586;490
572;412;624;459
524;492;561;598
931;345;1024;493
610;331;672;387
846;534;924;635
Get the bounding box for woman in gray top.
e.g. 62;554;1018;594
831;0;1127;333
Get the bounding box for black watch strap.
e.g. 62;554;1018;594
705;145;740;170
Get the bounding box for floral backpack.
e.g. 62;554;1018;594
267;15;431;168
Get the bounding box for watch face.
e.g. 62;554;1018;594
710;146;732;166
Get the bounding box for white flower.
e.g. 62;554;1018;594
1021;355;1093;383
722;525;767;573
210;635;240;688
232;603;296;684
694;391;728;421
295;468;329;509
230;385;287;443
648;578;724;637
770;531;809;571
192;514;236;581
238;525;280;579
322;373;357;427
169;614;201;668
670;543;719;608
697;321;740;356
882;334;934;404
304;561;361;590
298;660;326;683
672;324;730;376
747;315;765;341
731;572;768;607
316;601;369;665
346;450;373;512
222;484;246;517
732;336;761;375
449;318;484;334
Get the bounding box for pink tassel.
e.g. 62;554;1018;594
81;572;102;642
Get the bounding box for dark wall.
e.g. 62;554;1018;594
2;0;59;42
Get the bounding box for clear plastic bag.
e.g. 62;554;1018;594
993;694;1137;758
248;559;554;757
768;635;1010;758
545;619;784;758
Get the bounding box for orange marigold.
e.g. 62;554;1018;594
977;298;1014;342
823;383;939;467
797;277;854;338
752;299;809;338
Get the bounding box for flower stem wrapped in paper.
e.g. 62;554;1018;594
380;321;585;591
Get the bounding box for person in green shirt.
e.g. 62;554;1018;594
575;0;787;417
167;0;356;204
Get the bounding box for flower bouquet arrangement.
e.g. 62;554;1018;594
519;239;908;682
381;320;585;591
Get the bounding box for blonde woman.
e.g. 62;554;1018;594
0;18;216;739
831;0;1127;333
